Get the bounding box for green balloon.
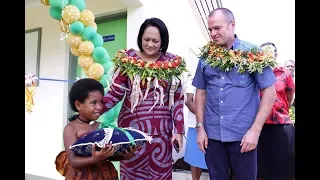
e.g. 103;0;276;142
69;0;86;11
103;61;113;73
95;53;108;65
104;51;111;62
99;74;108;88
49;7;62;20
49;0;69;9
92;47;107;63
70;21;84;35
92;34;104;47
81;27;96;41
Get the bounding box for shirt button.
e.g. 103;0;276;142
221;116;224;119
220;88;223;90
221;101;223;103
222;77;225;79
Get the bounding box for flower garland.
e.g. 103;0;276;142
110;49;188;113
112;49;188;84
199;41;277;73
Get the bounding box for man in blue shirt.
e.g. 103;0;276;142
192;8;276;180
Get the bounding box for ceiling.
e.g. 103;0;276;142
189;0;222;39
25;0;42;6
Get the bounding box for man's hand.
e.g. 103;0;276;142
240;128;260;153
196;127;208;153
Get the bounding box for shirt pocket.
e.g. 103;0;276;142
203;66;220;84
228;67;253;87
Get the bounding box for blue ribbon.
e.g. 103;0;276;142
38;78;77;83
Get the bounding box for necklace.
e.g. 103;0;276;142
78;116;95;125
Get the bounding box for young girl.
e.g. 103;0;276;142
55;78;136;180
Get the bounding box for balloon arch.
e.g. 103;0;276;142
26;0;121;127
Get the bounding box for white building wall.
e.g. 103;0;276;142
222;0;295;65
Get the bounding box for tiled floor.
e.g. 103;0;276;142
26;171;210;180
173;170;210;180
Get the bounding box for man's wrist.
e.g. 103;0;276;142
195;122;203;129
251;123;263;133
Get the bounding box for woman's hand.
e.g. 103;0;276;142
91;142;115;162
171;134;183;152
120;145;141;160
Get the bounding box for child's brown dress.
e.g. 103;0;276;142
55;133;119;180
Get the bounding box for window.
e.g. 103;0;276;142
25;27;42;86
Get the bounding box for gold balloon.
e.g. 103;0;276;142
62;5;80;24
78;55;95;70
66;33;83;48
88;63;104;80
70;46;81;56
40;0;50;6
79;41;94;56
88;22;97;31
58;20;70;33
84;69;90;77
80;10;95;26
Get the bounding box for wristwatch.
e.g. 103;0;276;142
195;122;203;129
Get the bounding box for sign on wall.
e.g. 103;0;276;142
103;35;115;42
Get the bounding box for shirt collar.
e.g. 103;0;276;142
232;34;240;49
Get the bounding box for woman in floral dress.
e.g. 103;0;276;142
102;17;187;180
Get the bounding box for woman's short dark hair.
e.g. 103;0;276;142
137;17;169;53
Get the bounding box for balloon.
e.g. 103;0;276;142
79;41;94;56
92;47;107;63
49;7;62;20
40;0;50;6
81;26;96;41
99;74;110;88
94;53;108;65
70;21;84;35
88;22;97;31
58;20;70;32
49;0;68;9
103;51;111;62
88;63;104;80
66;33;83;47
70;46;81;56
92;34;103;47
62;5;80;23
102;61;113;73
69;0;86;12
78;55;95;70
84;69;90;77
80;10;95;26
